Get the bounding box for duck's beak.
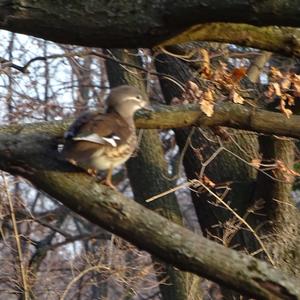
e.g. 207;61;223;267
142;102;154;111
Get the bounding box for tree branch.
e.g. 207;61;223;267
1;102;300;140
160;23;300;58
1;1;300;49
0;122;299;300
136;103;300;139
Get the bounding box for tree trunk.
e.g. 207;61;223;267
155;51;258;247
155;45;300;294
254;136;300;275
105;48;203;300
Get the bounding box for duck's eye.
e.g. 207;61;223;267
136;95;142;100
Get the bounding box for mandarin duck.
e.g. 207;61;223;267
61;85;148;188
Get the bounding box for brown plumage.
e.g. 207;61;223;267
61;85;148;188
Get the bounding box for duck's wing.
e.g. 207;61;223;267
64;111;124;147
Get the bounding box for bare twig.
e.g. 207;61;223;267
194;179;275;265
1;172;30;300
145;181;194;203
60;265;110;300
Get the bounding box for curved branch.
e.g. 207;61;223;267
1;1;300;49
0;123;299;300
160;23;300;58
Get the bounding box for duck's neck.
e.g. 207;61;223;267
107;107;136;129
122;115;136;129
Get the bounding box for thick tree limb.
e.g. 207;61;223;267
1;1;300;49
160;23;300;58
0;123;299;300
0;101;299;141
137;103;300;139
2;102;300;140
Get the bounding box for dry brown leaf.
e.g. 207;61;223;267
286;94;295;106
183;81;203;103
231;67;247;83
187;80;199;93
281;77;291;90
200;49;211;78
202;90;214;102
270;66;283;79
219;62;228;73
213;62;228;82
288;168;300;177
200;90;214;117
223;73;234;85
232;91;245;104
194;89;202;98
282;108;293;119
250;159;261;169
280;98;293;118
215;62;230;83
292;74;300;96
201;100;214;117
265;84;275;99
272;82;282;96
276;160;300;179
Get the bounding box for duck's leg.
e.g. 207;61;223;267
103;166;117;190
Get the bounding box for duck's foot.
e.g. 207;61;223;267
87;168;97;177
68;159;78;166
101;167;117;190
87;167;116;190
101;177;117;190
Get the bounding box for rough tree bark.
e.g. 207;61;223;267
136;102;300;139
0;1;300;55
155;48;258;234
254;136;300;275
154;47;300;299
105;48;202;300
159;23;300;57
0;122;299;300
